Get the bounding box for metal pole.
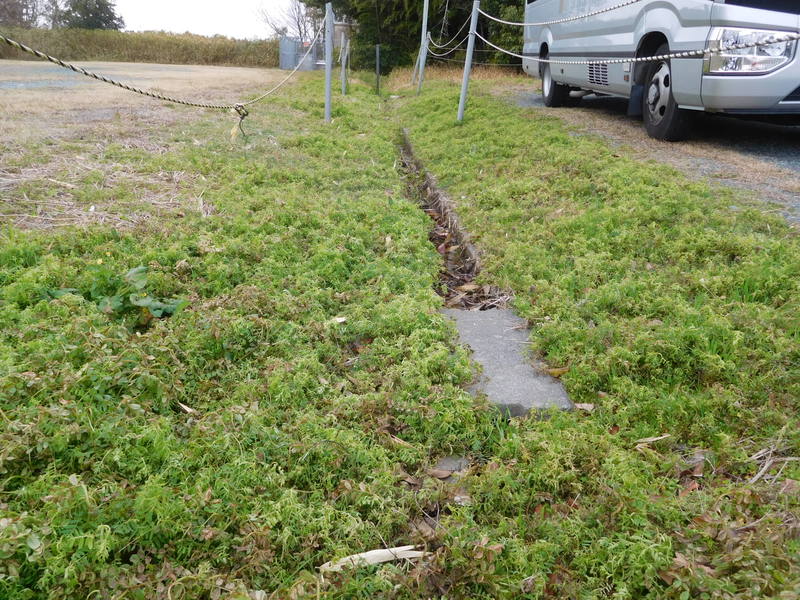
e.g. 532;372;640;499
411;49;421;85
457;0;480;122
416;0;430;94
375;44;381;95
340;32;347;95
324;2;334;123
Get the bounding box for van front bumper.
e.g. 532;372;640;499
701;56;800;113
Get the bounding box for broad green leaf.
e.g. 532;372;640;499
124;266;149;290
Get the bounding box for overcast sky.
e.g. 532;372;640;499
115;0;293;40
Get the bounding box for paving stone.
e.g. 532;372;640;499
442;308;572;416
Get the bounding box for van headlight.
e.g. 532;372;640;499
705;28;796;74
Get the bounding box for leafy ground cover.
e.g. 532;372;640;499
1;70;798;599
395;74;800;598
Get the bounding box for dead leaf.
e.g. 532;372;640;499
174;259;191;274
427;468;454;480
176;401;197;415
520;575;537;594
452;487;472;506
319;545;429;573
393;466;421;489
574;403;595;413
410;518;437;541
387;434;413;448
679;480;700;497
547;366;570;378
456;283;480;292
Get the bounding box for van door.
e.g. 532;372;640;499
550;0;712;99
550;0;646;95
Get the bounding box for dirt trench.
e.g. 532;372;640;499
397;129;510;311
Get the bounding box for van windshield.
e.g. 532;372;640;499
725;0;800;14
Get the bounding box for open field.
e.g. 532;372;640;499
1;61;799;599
0;60;286;229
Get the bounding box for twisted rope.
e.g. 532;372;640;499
478;0;645;28
427;34;469;57
428;18;470;49
475;30;800;66
0;26;323;122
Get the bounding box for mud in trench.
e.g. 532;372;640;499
398;130;510;311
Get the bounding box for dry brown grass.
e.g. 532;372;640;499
385;64;526;93
0;60;288;229
0;27;278;68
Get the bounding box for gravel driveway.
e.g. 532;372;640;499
510;86;800;225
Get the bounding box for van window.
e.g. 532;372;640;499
724;0;800;14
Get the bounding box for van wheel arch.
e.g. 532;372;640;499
634;32;669;85
641;42;692;141
539;44;580;107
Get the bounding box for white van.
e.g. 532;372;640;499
522;0;800;140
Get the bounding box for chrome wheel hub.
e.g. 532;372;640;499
543;64;552;97
647;62;671;125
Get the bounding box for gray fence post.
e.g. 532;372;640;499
375;44;381;95
416;0;430;94
411;50;421;85
324;2;334;123
340;33;347;95
457;0;480;122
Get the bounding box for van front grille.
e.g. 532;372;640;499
588;62;609;86
784;84;800;102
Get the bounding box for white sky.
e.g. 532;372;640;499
115;0;293;40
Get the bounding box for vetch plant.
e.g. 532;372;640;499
48;265;188;327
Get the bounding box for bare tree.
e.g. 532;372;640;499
0;0;45;27
261;0;322;43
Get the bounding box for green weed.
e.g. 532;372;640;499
1;73;798;600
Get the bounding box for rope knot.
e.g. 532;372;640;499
231;104;250;142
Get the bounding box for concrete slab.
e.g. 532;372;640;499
442;308;572;416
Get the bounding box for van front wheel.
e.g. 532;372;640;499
540;59;574;107
642;44;691;141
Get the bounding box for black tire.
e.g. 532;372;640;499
540;55;577;107
642;43;691;141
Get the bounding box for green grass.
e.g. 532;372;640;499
395;80;800;598
1;75;799;599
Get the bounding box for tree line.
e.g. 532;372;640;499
0;0;124;31
302;0;525;72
